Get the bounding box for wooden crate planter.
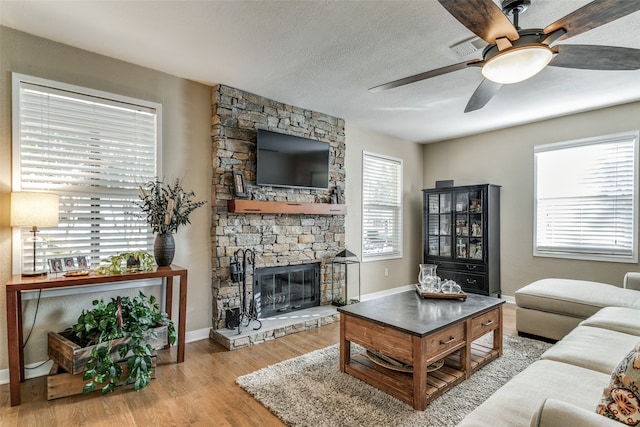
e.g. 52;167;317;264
47;357;157;400
48;324;169;375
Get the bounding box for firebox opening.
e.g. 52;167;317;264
253;263;321;318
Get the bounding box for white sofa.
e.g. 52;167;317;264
515;274;640;341
458;276;640;427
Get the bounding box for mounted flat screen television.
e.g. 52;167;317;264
256;129;330;190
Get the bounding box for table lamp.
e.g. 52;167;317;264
10;192;60;276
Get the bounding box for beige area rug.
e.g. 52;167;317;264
236;334;552;427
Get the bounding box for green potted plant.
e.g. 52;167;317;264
136;177;206;266
55;292;177;395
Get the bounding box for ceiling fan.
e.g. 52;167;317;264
369;0;640;113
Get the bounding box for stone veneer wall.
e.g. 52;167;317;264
210;84;346;330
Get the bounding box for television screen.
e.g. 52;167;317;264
256;129;330;190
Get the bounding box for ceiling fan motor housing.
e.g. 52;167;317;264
482;29;548;60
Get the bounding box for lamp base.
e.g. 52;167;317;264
21;269;48;277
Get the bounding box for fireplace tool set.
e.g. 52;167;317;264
230;248;262;334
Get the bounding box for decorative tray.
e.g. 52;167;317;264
415;284;467;300
64;270;91;277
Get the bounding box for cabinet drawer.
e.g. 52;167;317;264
425;322;465;359
439;270;487;294
470;308;500;340
431;261;486;274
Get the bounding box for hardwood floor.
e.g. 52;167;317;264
0;303;517;426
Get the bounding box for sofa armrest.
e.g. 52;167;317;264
530;399;622;427
624;272;640;290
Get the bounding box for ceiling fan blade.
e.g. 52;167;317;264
369;60;482;93
544;0;640;42
438;0;519;44
549;45;640;70
464;79;502;113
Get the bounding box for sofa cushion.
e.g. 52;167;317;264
530;398;623;427
580;307;640;337
596;342;640;426
541;326;640;374
515;279;640;319
457;359;610;427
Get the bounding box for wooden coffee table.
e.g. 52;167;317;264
338;291;504;410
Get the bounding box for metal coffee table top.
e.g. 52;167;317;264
338;290;504;337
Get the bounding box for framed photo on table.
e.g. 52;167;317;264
233;170;247;198
49;258;63;273
49;256;91;273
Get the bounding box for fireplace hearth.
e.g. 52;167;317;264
254;263;321;318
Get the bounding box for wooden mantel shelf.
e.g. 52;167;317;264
228;199;347;215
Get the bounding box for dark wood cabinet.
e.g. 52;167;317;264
423;184;501;297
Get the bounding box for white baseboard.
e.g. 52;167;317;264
0;327;212;385
360;284;414;301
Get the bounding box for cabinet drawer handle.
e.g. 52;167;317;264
466;278;477;285
440;336;456;345
481;320;494;327
245;209;262;212
466;265;477;270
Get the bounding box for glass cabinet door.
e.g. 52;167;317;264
454;189;484;261
426;192;452;257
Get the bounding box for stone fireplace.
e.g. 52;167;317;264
209;85;346;348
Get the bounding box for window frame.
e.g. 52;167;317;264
11;73;162;275
361;151;403;262
533;130;639;263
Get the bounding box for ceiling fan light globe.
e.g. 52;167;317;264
481;45;553;84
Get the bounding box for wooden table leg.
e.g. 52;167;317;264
164;276;174;350
339;314;350;372
17;291;25;382
495;305;504;356
177;271;187;363
463;319;472;379
6;289;21;406
412;335;428;411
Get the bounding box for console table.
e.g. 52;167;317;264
5;265;188;406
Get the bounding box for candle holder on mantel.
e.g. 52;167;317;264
331;249;360;306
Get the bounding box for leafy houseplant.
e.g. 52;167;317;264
68;292;177;394
136;177;206;266
136;177;206;235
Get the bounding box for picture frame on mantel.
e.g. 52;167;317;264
233;170;248;198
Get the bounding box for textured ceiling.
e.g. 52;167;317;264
1;0;639;143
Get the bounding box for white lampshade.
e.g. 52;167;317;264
10;192;60;227
482;45;553;85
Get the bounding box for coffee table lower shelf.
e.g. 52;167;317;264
344;341;499;407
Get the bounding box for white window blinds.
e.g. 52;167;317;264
534;131;638;262
362;152;403;261
13;74;159;271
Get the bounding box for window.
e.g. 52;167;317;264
362;152;402;261
12;73;160;273
534;131;638;262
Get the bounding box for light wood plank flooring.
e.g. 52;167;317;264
0;303;517;426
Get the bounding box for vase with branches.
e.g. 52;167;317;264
136;177;206;266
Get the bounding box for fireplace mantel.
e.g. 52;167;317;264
228;199;347;215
